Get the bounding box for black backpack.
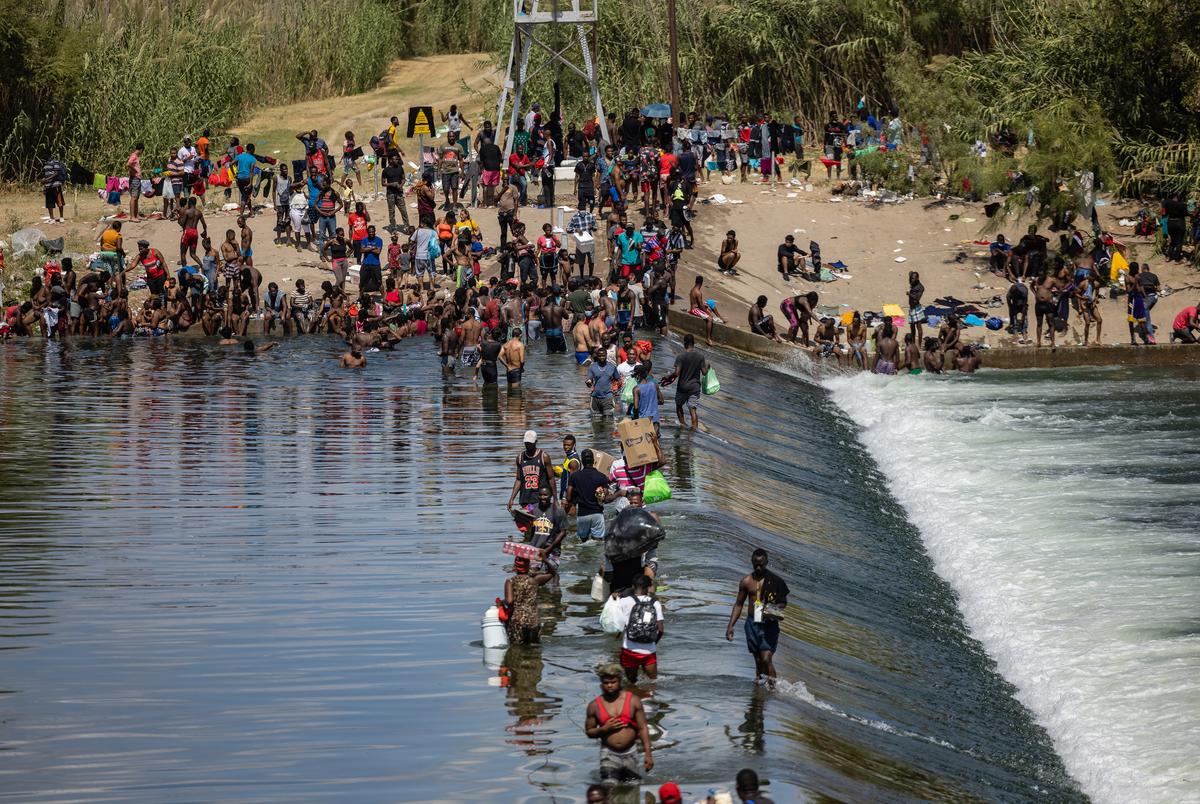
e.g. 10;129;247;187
625;596;659;643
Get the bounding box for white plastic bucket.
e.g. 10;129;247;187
482;605;509;648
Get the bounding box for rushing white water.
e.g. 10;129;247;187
824;368;1200;804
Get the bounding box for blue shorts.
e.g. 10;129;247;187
744;617;780;656
575;351;591;365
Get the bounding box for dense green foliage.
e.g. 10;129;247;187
4;0;1198;212
0;0;477;181
501;0;1200;212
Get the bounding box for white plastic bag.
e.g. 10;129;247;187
599;595;626;634
10;228;46;259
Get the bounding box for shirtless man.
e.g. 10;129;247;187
340;346;366;367
243;339;280;355
1033;269;1059;347
584;664;653;784
873;319;900;375
688;275;718;345
177;197;207;267
542;293;567;354
439;316;459;376
922;337;944;373
718;230;741;276
459;311;483;380
219;229;241;290
237;215;254;269
939;313;962;365
499;327;526;387
501;289;524;334
595;281;615;329
572;309;597;365
955;344;981;373
903;333;921;373
845;312;868;368
812;317;840;361
724;549;790;685
748;295;782;342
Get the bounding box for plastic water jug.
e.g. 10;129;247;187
590;572;609;602
482;605;508;649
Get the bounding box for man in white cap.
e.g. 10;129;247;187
507;430;558;519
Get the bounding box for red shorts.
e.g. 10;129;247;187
181;228;199;247
619;648;657;669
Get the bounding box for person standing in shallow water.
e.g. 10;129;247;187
507;430;557;516
504;556;553;645
725;549;790;685
584;663;653;783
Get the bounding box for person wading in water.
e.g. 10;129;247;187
725;549;790;686
584;663;653;783
506;430;557;519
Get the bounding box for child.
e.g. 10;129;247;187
340;175;357;206
387;234;403;278
557;248;573;288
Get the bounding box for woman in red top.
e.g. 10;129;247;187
347;202;370;263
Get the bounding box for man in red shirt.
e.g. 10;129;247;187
508;149;531;205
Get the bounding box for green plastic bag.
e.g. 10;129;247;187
620;376;637;405
702;367;720;395
642;470;672;504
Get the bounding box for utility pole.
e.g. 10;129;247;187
666;0;682;119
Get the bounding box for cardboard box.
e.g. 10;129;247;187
590;449;616;477
616;418;659;468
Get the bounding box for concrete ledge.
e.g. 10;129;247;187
667;309;1200;371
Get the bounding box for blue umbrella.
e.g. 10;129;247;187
641;103;672;119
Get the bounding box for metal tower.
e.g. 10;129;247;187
495;0;609;159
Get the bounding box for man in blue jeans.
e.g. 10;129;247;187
565;449;609;543
314;180;341;254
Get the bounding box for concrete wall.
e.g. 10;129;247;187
667;310;1200;371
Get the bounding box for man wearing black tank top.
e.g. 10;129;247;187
507;430;558;517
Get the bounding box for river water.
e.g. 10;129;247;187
0;338;1192;802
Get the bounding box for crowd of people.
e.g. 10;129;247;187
12;102;1200;363
728;221;1200;372
492;386;788;800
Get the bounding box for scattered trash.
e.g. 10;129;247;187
221;203;239;211
893;248;903;252
786;193;798;198
1118;218;1136;226
961;217;977;222
896;240;905;244
894;256;907;262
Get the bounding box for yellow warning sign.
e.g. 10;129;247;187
407;106;434;138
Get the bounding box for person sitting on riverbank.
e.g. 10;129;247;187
748;296;783;342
